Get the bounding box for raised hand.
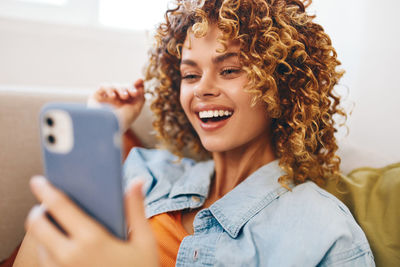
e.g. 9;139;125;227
88;79;146;133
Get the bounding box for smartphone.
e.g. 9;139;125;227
39;103;127;240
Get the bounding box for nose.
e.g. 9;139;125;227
193;72;220;98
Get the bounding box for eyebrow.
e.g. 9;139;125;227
180;52;240;67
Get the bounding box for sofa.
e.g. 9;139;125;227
0;86;399;266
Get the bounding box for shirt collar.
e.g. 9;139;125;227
169;160;214;199
170;159;289;238
209;160;289;238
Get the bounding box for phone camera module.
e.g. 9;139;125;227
47;135;56;145
45;117;54;127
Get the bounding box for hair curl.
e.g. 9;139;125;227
145;0;346;186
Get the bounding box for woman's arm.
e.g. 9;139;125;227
13;176;158;267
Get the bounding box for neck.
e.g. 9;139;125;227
210;133;276;199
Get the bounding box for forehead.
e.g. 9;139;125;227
181;25;240;59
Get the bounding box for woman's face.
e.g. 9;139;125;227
179;25;271;153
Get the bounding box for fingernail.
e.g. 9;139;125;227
123;90;129;95
125;179;136;194
30;175;47;189
27;204;45;222
125;177;146;196
129;87;137;93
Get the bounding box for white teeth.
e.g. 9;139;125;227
199;110;233;119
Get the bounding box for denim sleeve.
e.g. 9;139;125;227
319;247;375;267
122;147;195;202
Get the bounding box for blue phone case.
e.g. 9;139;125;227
40;103;126;240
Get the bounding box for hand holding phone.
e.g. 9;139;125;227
24;102;159;266
23;175;159;267
39;103;126;239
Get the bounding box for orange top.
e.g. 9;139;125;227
148;211;189;267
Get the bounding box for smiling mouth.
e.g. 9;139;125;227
198;110;233;123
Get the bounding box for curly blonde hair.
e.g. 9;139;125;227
145;0;346;186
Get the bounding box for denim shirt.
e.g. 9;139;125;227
123;148;375;267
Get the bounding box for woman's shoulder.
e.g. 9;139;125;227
122;148;196;194
124;147;191;166
124;147;196;175
122;148;214;214
275;181;368;239
250;180;374;265
289;181;355;219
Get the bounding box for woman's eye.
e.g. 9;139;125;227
182;74;200;81
221;68;242;77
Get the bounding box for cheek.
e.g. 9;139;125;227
238;93;270;129
179;86;191;115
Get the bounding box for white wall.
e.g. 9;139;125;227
0;17;156;146
0;0;399;164
311;0;400;165
0;17;149;87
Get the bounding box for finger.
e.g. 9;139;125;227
127;86;138;98
128;80;145;100
36;244;61;267
134;79;144;90
26;205;70;257
125;179;152;242
93;87;108;100
30;176;104;238
135;80;144;94
105;88;118;99
116;88;131;100
87;88;107;108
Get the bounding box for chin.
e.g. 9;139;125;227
200;138;235;153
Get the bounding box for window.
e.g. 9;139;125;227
0;0;171;31
16;0;67;6
99;0;169;30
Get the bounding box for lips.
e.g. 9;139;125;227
193;105;234;131
198;109;233;123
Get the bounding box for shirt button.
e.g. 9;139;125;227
193;249;199;261
191;196;200;203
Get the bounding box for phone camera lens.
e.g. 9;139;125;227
47;135;56;144
45;117;54;127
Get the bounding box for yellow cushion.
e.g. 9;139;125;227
325;163;400;267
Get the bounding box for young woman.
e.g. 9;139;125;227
14;0;375;266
